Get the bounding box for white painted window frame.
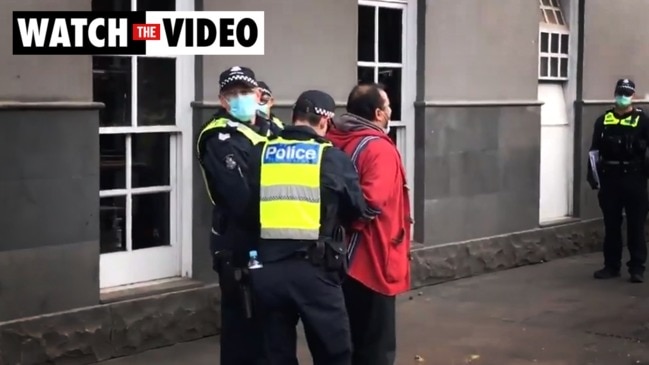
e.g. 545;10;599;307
538;0;569;82
539;0;566;26
357;0;416;224
538;29;570;81
98;0;194;289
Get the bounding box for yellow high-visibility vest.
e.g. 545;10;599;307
259;137;331;240
196;116;284;204
603;112;640;127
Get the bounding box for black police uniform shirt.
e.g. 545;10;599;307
588;107;649;183
245;125;369;262
196;108;283;264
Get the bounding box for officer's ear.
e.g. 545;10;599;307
316;116;329;136
219;93;229;109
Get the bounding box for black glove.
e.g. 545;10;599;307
587;175;599;190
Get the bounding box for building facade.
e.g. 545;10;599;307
1;0;647;362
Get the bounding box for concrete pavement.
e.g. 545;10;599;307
98;253;649;365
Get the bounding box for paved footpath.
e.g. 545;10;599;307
99;253;649;365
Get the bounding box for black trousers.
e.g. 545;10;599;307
251;258;352;365
598;173;648;274
217;263;266;365
343;276;396;365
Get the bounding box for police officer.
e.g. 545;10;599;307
257;81;283;126
246;90;376;365
196;66;283;365
588;78;649;283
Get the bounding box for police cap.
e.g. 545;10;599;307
615;78;636;96
258;81;272;97
219;66;258;91
293;90;336;119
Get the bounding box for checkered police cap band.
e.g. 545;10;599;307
314;107;335;118
220;74;258;89
260;87;271;96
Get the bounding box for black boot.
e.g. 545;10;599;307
629;272;644;283
593;267;620;279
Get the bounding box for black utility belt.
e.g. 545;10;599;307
601;160;642;166
291;241;346;271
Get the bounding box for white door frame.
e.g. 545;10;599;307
357;0;417;222
98;0;194;289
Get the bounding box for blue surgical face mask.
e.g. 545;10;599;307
615;95;632;108
257;104;270;116
228;94;258;122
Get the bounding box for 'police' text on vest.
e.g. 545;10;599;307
263;143;320;164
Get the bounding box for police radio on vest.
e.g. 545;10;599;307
265;144;319;164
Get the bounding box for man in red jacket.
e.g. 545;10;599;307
326;83;412;365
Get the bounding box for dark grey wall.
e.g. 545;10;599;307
416;103;541;245
0;108;100;321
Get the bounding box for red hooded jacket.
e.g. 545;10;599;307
327;113;411;296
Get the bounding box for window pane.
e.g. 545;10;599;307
545;9;557;24
100;196;127;253
540;32;549;53
92;0;130;11
550;57;559;77
388;126;397;145
132;133;170;188
94;56;132;127
138;0;174;11
560;34;569;54
539;8;546;22
378;67;402;121
137;57;175;126
555;10;564;25
550;33;559;53
541;0;552;6
540;57;549;77
560;57;568;78
378;7;402;63
551;0;561;7
100;134;127;190
132;193;170;250
358;6;375;62
358;66;375;83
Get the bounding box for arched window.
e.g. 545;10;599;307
538;0;569;81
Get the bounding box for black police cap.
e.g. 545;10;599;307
293;90;336;119
258;81;272;97
219;66;258;91
615;78;636;94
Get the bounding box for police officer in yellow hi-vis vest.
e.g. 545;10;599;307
195;66;283;365
245;90;375;365
588;78;649;283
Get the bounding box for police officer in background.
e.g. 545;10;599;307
257;81;283;126
246;91;376;365
196;66;283;365
588;78;649;283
